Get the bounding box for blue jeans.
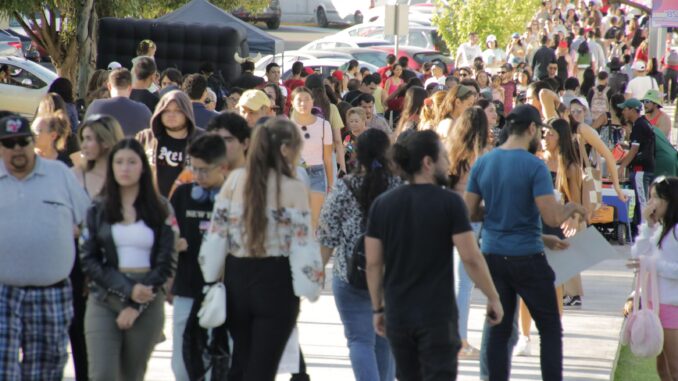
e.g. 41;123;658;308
172;296;193;381
332;277;395;381
479;297;519;380
306;164;327;193
453;222;482;341
485;253;562;381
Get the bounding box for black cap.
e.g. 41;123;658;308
0;115;32;140
506;104;546;127
305;73;324;90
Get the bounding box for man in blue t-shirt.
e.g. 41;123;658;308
465;105;587;381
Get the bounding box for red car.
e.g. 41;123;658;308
371;45;454;73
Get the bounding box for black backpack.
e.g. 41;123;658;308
343;177;368;290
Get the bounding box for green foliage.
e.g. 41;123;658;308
432;0;541;58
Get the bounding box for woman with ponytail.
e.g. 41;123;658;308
318;128;400;381
205;117;315;380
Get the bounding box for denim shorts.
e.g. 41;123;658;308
306;165;326;193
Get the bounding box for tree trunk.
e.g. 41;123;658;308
76;0;96;100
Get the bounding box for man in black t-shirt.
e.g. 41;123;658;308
130;56;160;113
169;135;228;381
617;98;656;231
365;130;502;380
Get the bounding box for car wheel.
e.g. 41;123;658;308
317;8;328;28
267;17;281;29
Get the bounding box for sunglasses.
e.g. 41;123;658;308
300;126;310;139
0;136;31;149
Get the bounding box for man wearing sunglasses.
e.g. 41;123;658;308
0;115;90;380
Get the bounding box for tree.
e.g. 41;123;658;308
0;0;267;99
432;0;541;62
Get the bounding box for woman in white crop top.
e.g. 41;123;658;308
630;176;678;381
80;139;175;381
204;118;317;380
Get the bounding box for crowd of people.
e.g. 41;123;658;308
1;0;678;381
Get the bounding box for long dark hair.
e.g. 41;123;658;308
395;86;427;136
547;118;580;200
243;118;302;257
354;128;392;213
653;176;678;249
610;92;626;122
101;139;168;227
264;83;284;115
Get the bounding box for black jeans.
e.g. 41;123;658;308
225;255;300;381
664;68;678;103
485;253;562;381
386;320;461;381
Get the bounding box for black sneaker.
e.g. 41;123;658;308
563;295;582;309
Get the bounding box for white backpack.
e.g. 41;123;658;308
590;86;609;121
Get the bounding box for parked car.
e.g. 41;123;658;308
280;0;376;27
0;56;57;119
299;36;390;51
332;22;447;53
333;47;389;68
0;30;23;57
371;45;453;72
231;0;282;29
254;50;355;77
280;58;379;80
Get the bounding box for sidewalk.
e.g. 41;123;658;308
63;247;633;381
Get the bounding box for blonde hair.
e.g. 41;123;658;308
346;107;366;122
419;91;446;129
37;112;70;151
77;115;125;170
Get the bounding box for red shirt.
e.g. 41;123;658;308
283;78;305;92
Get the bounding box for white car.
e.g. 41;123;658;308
280;0;374;27
0;56;57;119
254;50;355;77
299;37;390;51
280;58;379;80
330;22;446;52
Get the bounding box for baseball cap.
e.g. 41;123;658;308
0;115;32;140
512;32;520;39
506;104;546;127
107;61;122;70
486;34;497;43
331;70;344;81
236;89;271;111
641;90;663;107
632;60;646;71
433;61;446;70
305;73;324;90
617;98;643;110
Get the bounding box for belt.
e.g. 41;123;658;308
23;279;68;290
485;252;545;261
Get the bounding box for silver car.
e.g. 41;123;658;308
0;29;23;57
0;56;57;119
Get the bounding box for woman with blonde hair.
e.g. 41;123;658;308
204;117;316;380
419;90;446;131
434;85;477;140
446;106;490;359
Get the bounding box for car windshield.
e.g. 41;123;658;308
357;41;390;48
351;52;387;67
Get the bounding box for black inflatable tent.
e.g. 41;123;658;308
97;17;247;83
156;0;284;55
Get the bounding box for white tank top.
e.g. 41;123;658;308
112;220;154;269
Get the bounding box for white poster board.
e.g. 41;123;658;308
545;226;627;285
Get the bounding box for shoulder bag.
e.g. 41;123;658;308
576;134;602;217
621;255;664;358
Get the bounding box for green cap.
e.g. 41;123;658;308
617;98;643;110
641;89;663;107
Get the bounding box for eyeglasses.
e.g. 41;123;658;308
300;126;310;139
642;100;654;105
189;164;218;177
0;136;31;149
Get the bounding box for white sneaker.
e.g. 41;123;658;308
515;336;531;357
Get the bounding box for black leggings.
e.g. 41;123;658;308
69;248;89;381
225;255;300;381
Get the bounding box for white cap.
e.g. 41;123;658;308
107;61;122;70
632;61;646;71
486;34;497;43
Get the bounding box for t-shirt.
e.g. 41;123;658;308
456;42;483;67
294;116;333;166
130;89;159;113
467;148;554;256
532;45;556;80
343;90;363;106
629;116;656;173
156;133;189;197
85;97;152;137
283;78;305;92
625;76;658;100
501;80;516;115
170;183;215;298
366;184;471;328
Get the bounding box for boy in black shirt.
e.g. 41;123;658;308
169;134;229;381
617;98;656;232
365;130;503;380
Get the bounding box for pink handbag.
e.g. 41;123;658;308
621;256;664;358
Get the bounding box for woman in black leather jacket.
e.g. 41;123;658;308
80;138;176;381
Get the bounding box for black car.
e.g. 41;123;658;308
231;0;282;30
